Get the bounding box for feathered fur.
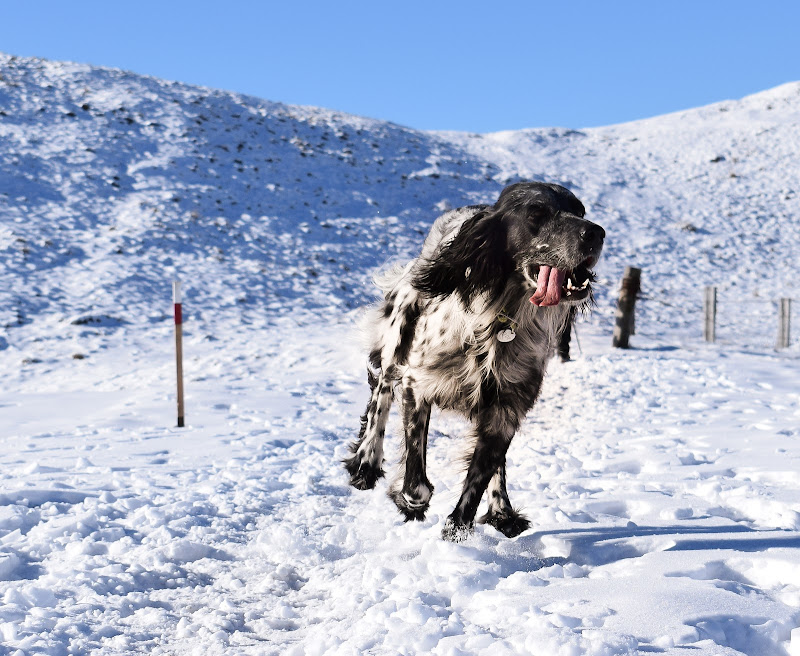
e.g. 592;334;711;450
344;181;605;540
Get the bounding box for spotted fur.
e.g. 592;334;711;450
344;181;605;540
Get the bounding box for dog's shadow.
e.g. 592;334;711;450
474;523;800;575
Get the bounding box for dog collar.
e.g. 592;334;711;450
496;309;517;342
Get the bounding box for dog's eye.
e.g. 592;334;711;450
527;203;550;228
528;202;549;217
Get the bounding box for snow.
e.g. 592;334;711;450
1;52;799;655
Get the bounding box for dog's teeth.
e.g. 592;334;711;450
580;279;590;289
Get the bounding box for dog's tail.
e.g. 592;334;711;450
373;261;414;295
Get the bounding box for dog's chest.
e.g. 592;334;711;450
405;304;551;409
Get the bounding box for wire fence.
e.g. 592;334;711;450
612;269;795;351
702;286;793;350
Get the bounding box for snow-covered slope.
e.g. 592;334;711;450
3;54;799;349
1;53;799;655
0;53;500;335
442;82;800;344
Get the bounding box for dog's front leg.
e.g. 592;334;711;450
442;406;519;541
478;462;531;538
389;376;434;521
344;369;393;490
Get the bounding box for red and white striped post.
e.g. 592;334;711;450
173;281;185;427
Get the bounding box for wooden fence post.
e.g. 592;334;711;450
612;267;641;349
173;281;185;427
777;298;791;349
703;286;717;343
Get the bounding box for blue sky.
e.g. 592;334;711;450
2;1;799;133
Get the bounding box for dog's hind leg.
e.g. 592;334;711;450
557;305;577;362
389;377;434;521
478;462;531;538
344;365;394;490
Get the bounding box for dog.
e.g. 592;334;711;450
344;181;604;541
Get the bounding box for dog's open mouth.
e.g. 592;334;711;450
529;258;597;306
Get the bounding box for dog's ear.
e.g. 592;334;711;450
411;210;512;304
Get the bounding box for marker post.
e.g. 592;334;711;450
173;281;185;427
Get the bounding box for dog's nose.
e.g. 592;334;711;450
580;224;605;249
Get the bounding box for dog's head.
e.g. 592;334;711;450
500;182;604;306
412;181;604;307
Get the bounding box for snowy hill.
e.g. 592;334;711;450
3;53;799;357
0;52;501;333
443;82;800;344
3;53;800;347
1;53;800;655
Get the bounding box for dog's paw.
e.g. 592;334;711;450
479;509;531;538
441;517;473;542
389;488;432;522
343;456;384;490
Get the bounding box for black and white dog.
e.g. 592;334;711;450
345;181;604;541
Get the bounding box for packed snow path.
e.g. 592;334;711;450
2;318;799;655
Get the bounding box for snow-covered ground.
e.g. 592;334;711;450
1;53;799;655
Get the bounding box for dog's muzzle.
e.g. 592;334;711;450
529;221;604;307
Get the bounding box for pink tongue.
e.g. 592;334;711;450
529;266;566;306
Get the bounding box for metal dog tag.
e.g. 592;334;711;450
497;328;516;342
